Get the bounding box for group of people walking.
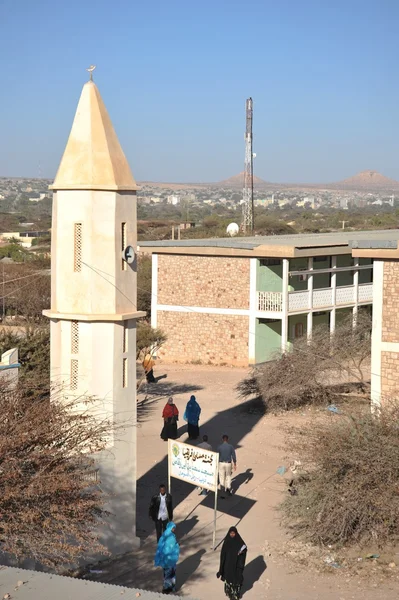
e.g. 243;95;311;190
150;482;247;598
150;393;245;597
160;395;201;442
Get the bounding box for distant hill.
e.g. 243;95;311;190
330;170;399;191
218;172;269;187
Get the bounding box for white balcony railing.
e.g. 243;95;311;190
257;291;283;312
257;283;373;313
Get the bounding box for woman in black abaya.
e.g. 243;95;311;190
217;526;247;600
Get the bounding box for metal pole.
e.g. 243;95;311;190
168;439;171;495
213;487;218;550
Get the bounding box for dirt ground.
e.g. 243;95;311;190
85;364;399;599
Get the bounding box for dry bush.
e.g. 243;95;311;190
0;383;119;569
282;401;399;547
237;311;371;412
0;325;50;395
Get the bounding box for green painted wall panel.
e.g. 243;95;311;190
257;259;283;292
255;318;281;363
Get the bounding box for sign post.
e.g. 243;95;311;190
168;440;219;549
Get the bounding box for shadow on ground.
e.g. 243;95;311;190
137;380;204;424
137;396;266;542
242;555;267;596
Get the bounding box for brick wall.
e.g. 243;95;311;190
157;254;250;309
157;311;249;366
382;260;399;343
381;351;399;399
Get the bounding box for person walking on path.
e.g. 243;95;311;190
217;434;237;498
142;353;156;383
217;526;247;600
197;434;212;495
161;397;179;441
149;484;173;541
155;521;180;595
184;395;201;440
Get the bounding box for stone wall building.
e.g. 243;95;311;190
137;230;399;366
352;239;399;407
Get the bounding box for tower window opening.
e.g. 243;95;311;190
121;222;127;271
74;223;82;272
123;321;128;353
70;359;78;390
123;358;128;388
71;321;79;354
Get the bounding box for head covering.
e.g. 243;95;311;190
219;527;247;585
168;397;174;405
154;522;180;568
184;395;201;425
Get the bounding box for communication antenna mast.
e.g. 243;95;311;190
242;97;254;234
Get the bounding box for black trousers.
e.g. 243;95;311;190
146;369;155;383
155;518;168;541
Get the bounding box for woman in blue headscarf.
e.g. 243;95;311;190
154;521;180;594
184;395;201;440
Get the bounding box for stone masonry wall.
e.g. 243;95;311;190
382;260;399;343
157;254;250;309
157;311;249;366
381;351;399;399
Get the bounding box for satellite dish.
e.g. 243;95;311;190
226;223;240;237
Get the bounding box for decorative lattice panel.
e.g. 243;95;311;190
71;321;79;354
288;290;310;312
358;283;373;303
123;358;128;388
336;285;355;305
70;359;78;390
74;223;82;272
257;291;283;312
312;288;333;309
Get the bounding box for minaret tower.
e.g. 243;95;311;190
44;70;144;553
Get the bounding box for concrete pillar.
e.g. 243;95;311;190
248;258;257;364
307;257;313;341
353;257;359;328
281;258;289;352
151;253;158;330
330;256;337;335
371;260;384;410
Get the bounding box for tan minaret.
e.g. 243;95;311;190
44;73;144;553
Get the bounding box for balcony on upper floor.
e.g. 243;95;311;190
257;282;373;314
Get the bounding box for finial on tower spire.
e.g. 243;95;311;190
86;65;96;81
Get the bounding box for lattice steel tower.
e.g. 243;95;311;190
242;97;254;234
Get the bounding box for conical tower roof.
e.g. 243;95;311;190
51;81;138;191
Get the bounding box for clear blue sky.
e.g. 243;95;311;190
0;0;398;183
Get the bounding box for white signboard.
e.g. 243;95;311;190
168;440;219;492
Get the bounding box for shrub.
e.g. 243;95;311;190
281;402;399;547
0;384;120;568
236;312;371;412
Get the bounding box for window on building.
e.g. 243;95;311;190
313;311;327;317
123;321;128;353
293;323;304;338
70;359;78;390
71;321;79;354
260;258;281;267
298;268;307;281
74;223;82;272
314;256;327;262
123;358;128;388
121;222;127;271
